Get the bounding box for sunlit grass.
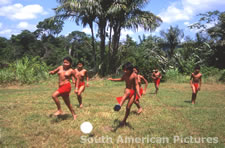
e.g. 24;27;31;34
0;79;225;147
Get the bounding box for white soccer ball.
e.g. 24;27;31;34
80;121;93;134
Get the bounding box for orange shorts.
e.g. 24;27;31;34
57;83;71;97
154;78;160;87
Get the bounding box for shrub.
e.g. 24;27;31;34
0;56;50;84
200;66;220;78
165;68;189;83
219;70;225;83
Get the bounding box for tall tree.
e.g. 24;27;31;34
34;18;64;61
54;0;162;75
0;37;13;62
54;0;98;71
160;26;184;59
66;31;93;68
189;11;225;68
10;30;40;59
108;0;162;73
35;18;64;38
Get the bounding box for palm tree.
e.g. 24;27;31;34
54;0;98;71
160;26;184;59
54;0;162;75
55;0;115;76
107;0;162;73
76;0;98;71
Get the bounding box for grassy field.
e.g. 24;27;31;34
0;78;225;148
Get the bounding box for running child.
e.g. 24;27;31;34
151;68;162;94
74;61;89;108
133;66;148;114
108;62;141;125
49;57;77;120
190;65;202;104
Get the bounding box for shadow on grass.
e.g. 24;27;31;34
184;100;192;103
149;92;156;94
49;114;71;123
111;119;134;132
75;104;91;108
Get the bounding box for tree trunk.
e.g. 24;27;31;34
69;47;72;56
110;23;121;74
107;25;113;74
90;22;97;72
99;19;107;76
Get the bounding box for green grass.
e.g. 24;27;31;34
0;79;225;147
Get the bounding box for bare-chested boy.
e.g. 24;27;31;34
108;62;141;125
49;57;77;120
73;61;89;108
151;68;162;94
133;66;148;114
190;65;202;104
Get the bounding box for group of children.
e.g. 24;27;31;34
49;57;88;120
49;57;202;124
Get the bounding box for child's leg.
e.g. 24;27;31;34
114;89;133;111
62;95;77;120
192;93;196;104
121;96;135;125
134;100;140;108
119;95;129;107
134;100;142;114
155;83;158;94
155;79;160;94
77;85;85;108
52;91;63;115
119;89;131;106
191;85;197;104
193;90;198;104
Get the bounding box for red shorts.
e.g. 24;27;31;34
76;81;85;89
154;78;160;86
116;97;123;104
57;83;71;97
136;87;143;100
193;83;199;90
116;89;136;104
128;89;135;98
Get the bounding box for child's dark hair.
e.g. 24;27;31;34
122;62;133;72
194;65;200;70
133;66;139;73
63;57;72;64
77;61;84;66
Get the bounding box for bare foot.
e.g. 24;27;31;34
137;108;143;114
54;110;63;116
79;104;83;108
73;114;77;120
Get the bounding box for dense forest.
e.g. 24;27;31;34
0;0;225;84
